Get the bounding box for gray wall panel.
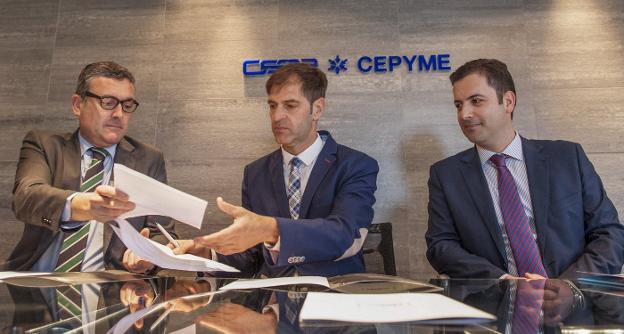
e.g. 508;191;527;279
0;0;622;278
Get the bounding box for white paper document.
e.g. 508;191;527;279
299;292;496;324
112;219;239;273
0;271;47;281
220;276;330;290
114;163;207;228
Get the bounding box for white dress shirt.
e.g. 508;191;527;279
264;134;326;256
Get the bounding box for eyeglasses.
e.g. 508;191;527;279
84;91;140;113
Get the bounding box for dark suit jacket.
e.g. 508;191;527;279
426;137;624;278
217;131;379;277
2;129;176;271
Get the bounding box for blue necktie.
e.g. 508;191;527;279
287;157;303;219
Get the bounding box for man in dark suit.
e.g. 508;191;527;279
2;61;176;273
426;58;624;279
174;63;379;277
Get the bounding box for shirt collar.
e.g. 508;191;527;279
78;132;117;159
476;131;524;165
282;133;323;167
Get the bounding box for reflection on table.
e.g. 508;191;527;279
2;274;623;333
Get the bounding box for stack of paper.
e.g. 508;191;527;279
299;292;496;324
112;219;238;273
111;163;238;273
219;274;442;293
114;164;207;228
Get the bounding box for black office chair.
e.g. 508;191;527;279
362;222;397;275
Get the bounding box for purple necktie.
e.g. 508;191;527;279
490;154;547;277
512;279;545;334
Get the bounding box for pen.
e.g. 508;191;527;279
156;223;180;248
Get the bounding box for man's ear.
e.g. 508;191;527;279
503;91;516;115
71;94;83;117
311;97;325;121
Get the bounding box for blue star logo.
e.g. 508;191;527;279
328;55;348;75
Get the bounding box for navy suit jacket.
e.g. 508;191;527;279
426;137;624;278
217;131;379;278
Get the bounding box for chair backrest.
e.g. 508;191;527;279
362;222;397;275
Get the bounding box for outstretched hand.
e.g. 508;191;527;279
192;197;279;255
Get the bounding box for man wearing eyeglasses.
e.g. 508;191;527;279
3;61;176;274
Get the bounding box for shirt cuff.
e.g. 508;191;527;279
61;193;87;230
264;237;281;252
262;304;280;321
61;192;78;222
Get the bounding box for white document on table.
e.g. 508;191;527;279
220;276;330;290
299;292;496;324
112;219;239;273
114;163;207;228
0;271;47;281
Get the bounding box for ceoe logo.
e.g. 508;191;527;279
242;58;319;76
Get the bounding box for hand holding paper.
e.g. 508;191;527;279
110;164;238;273
122;228;155;274
71;185;135;222
112;219;239;273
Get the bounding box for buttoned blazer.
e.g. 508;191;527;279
2;129;176;271
426;137;624;278
217;131;379;278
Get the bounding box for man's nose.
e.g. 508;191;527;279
270;106;286;122
459;105;473;120
111;103;124;118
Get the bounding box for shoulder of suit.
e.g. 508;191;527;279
24;129;72;142
122;135;164;156
245;148;280;171
522;137;582;153
431;146;475;170
334;142;378;166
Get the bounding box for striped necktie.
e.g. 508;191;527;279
56;285;83;323
512;278;545;334
55;147;108;272
287;157;303;220
490;154;547;277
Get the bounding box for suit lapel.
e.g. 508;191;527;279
299;134;337;218
521;138;550;267
112;137;136;173
459;148;508;263
103;138;136;251
269;150;291;219
61;131;82;191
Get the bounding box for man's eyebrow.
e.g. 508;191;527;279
268;99;300;104
467;94;485;99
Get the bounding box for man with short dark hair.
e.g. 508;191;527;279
426;58;624;279
175;63;379;277
3;61;176;273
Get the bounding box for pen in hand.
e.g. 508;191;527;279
156;223;180;249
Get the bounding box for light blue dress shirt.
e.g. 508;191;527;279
31;132;116;272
